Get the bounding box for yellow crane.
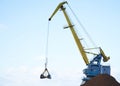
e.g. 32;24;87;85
49;1;89;65
48;1;110;82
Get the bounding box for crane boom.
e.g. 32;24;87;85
49;1;89;65
49;1;67;21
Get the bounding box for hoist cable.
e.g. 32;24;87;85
66;3;97;48
45;21;50;68
40;21;52;79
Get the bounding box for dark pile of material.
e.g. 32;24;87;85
81;74;120;86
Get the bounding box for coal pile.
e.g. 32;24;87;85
81;74;120;86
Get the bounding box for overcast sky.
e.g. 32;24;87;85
0;0;120;86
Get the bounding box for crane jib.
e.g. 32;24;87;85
48;1;89;65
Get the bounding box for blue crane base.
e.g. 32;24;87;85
82;54;110;82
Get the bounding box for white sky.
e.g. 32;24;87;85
0;0;120;86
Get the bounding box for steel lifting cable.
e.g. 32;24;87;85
66;3;97;48
40;21;51;79
45;21;50;68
